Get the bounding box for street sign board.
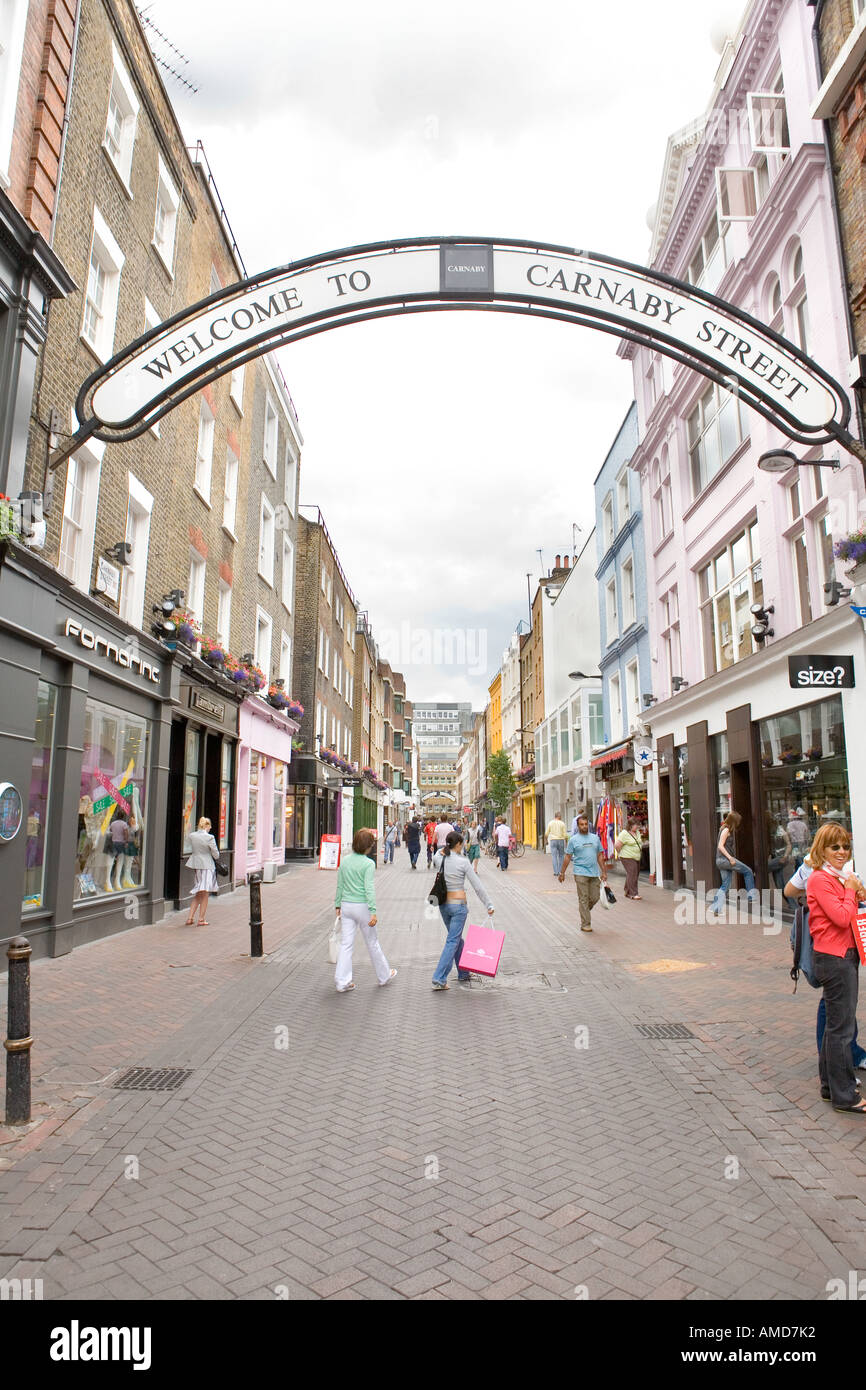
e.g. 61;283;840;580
787;655;854;689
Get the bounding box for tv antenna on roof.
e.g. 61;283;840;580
135;5;199;93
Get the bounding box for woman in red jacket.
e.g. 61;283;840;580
806;825;865;1113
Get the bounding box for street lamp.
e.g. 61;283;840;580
757;449;840;474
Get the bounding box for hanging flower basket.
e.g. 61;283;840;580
199;635;226;667
286;700;304;720
834;530;866;566
171;608;202;646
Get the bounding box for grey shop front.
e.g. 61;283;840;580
0;548;174;958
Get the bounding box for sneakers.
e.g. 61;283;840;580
431;981;449;991
580;925;593;932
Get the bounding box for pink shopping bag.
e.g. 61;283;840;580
461;922;505;978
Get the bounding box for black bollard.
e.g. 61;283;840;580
249;872;263;958
5;936;32;1125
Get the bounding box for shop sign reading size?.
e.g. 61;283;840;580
787;655;854;689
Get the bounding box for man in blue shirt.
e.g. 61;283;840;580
559;814;608;932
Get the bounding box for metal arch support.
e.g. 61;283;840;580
49;235;866;469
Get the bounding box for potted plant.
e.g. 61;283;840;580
833;529;866;585
171;608;201;646
0;493;20;547
267;684;289;710
779;746;802;765
805;746;823;761
761;754;774;768
199;634;226;668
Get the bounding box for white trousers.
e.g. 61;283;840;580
335;902;391;989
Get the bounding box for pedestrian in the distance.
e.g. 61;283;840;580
431;830;495;990
405;817;422;869
804;824;865;1112
494;816;511;871
333;828;397;993
545;813;569;879
433;815;453;851
383;821;399;865
424;819;436;867
185;816;220;926
559;813;608;932
615;819;644;900
466;821;482;874
709;812;758;916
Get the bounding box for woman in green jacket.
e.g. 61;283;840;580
334;828;398;993
614;819;644;900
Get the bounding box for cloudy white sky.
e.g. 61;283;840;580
145;0;745;706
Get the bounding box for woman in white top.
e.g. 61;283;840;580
185;816;220;926
431;830;495;990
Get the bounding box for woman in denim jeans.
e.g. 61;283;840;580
710;812;758;916
431;831;495;990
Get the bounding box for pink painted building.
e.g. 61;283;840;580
620;0;866;895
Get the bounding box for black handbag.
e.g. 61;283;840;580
215;860;229;877
429;863;448;906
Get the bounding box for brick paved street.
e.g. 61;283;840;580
3;847;866;1301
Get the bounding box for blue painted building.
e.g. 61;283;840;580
593;402;651;841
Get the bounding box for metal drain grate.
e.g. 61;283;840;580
113;1067;192;1091
634;1022;695;1040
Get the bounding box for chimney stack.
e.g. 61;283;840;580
563;555;570;569
555;554;561;568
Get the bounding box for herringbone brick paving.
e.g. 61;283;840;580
2;846;866;1299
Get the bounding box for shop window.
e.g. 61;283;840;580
103;44;139;188
248;753;260;852
711;732;731;821
273;761;285;850
23;681;57;911
76;699;149;900
219;742;233;851
182;728;200;854
758;695;848;890
699;525;763;674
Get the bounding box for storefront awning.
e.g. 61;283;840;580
590;743;631;769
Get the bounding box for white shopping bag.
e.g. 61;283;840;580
598;882;612;909
328;915;342;963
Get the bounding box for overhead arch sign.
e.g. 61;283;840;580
60;236;860;463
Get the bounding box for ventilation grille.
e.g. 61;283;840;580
634;1023;695;1040
113;1067;192;1091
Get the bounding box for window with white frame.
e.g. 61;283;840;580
621;557;636;627
791;530;812;625
616;468;630;526
323;633;330;677
687;213;726;295
281;536;294;612
152;156;179;273
280;632;292;686
854;0;865;18
687;380;747;494
321;564;327;595
103;44;139;188
194;403;215;502
789;243;809;353
258;495;275;585
0;0;28;183
646;356;658;412
747;89;789;154
605;577;618;642
58;443;103;590
188;550;205;627
318;628;325;671
699;523;763;674
609;673;623;741
625;660;640;732
81;209;124;361
230;362;245;413
222;445;238;535
284;445;297;515
217;581;232;650
209;265;222;296
255;608;272;677
119;473;153;628
263;395;278;476
652;450;673;541
570;698;582;764
715;166;758;222
142;299;161;434
602;495;614;550
315;702;323;739
767;274;783;333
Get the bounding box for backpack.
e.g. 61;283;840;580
790;903;819;992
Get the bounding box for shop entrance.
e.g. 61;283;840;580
731;760;755;882
658;773;674;887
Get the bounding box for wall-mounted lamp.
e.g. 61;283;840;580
750;603;774;642
105;540;132;566
757;449;840;474
152;592;180;641
642;693;658;707
824;579;852;607
671;676;689;692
